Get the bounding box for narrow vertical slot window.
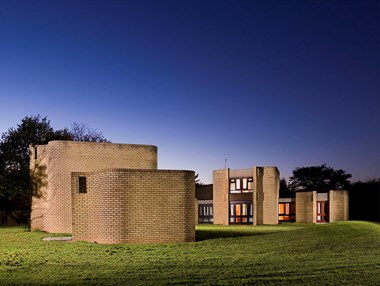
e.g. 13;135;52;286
242;178;248;190
236;179;241;190
78;177;87;193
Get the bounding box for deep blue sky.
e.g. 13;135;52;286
0;0;379;183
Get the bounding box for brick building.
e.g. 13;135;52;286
30;141;195;244
295;190;349;223
195;167;348;225
212;167;280;225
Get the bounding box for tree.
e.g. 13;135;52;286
279;178;294;198
69;122;109;143
195;173;203;186
0;115;109;218
348;178;380;222
0;115;70;212
288;164;351;192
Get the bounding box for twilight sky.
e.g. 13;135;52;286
0;0;379;183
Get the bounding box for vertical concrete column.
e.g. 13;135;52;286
296;191;316;223
254;167;264;225
329;190;349;222
262;167;280;224
213;169;229;225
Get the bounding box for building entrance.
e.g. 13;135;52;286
317;201;329;223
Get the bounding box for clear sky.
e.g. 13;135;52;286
0;0;379;183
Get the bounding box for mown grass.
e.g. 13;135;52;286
0;221;379;285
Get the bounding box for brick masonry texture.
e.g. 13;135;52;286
213;167;280;226
30;141;158;233
296;190;349;223
295;191;316;224
329;190;349;222
72;169;195;244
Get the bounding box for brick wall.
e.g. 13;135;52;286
72;169;195;244
296;191;316;223
213;167;279;226
213;169;229;225
30;141;158;233
329;190;349;222
262;167;280;224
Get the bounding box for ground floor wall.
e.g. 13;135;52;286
296;190;349;224
72;169;195;244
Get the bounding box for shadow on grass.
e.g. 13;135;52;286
195;225;285;241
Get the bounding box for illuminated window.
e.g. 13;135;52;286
316;201;329;223
278;202;295;222
230;179;236;191
236;179;241;190
230;201;253;224
230;177;254;193
78;177;87;193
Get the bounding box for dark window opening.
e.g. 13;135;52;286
78;177;87;193
278;202;295;222
198;204;213;223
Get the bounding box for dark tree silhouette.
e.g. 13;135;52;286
349;178;380;222
69;122;109;143
0;115;109;223
289;164;351;192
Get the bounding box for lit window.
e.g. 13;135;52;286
230;202;253;225
230;177;254;193
236;179;241;190
278;202;295;222
242;178;248;189
230;179;236;191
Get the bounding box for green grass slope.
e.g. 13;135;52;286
0;221;379;285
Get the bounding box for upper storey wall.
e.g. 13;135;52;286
30;141;158;233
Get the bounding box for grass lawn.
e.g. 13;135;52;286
0;221;379;285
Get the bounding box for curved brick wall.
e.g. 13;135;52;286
72;169;195;244
31;141;158;233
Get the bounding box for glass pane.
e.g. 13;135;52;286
250;204;253;215
230;217;234;223
230;204;234;216
248;182;253;190
205;207;208;216
236;217;241;223
249;218;253;222
210;207;213;216
285;203;290;214
242;178;248;189
242;217;247;223
230;180;235;191
242;204;247;215
318;203;321;213
279;203;285;214
236;179;241;190
236;204;241;216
